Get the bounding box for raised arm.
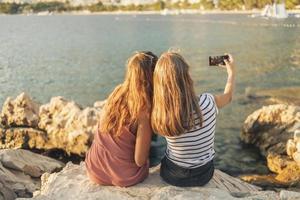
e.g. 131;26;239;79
214;54;236;109
134;111;152;167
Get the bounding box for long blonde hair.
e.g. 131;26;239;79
151;52;202;137
100;52;157;137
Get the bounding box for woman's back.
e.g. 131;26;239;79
85;126;149;187
165;93;218;168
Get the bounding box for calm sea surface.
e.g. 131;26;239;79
0;14;299;174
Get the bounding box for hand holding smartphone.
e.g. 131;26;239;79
209;55;229;66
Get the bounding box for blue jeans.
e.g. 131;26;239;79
160;156;214;187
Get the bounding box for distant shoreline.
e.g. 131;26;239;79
62;10;261;15
1;9;300;16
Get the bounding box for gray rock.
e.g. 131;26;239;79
280;190;300;200
0;161;38;198
0;149;65;199
0;149;64;177
0;179;17;200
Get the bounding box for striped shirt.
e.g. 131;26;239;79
165;93;218;169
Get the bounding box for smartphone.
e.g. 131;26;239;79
209;55;229;66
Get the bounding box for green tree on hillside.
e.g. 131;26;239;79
0;3;22;14
285;0;300;9
219;0;244;10
243;0;257;9
30;2;66;12
200;0;215;9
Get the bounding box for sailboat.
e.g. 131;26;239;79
261;2;288;18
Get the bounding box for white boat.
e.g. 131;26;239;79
37;11;53;16
160;9;180;16
261;4;272;17
261;3;288;19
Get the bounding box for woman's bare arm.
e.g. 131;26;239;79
134;111;152;167
214;54;236;109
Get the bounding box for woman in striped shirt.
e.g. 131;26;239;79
151;52;236;187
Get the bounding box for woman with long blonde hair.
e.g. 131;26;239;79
85;51;157;187
151;51;236;187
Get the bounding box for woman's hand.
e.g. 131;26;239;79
219;54;235;76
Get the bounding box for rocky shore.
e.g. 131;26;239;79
240;104;300;188
1;92;300;200
0;93;104;157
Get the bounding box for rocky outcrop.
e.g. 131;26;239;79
267;153;300;185
0;149;64;199
0;93;40;128
0;93;103;157
286;130;300;165
38;96;102;155
241;104;299;154
0;128;48;150
18;162;286;200
240;104;300;186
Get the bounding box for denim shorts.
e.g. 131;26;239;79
160;156;214;187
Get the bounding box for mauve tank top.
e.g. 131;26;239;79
85;126;149;187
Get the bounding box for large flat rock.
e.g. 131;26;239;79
16;162;283;200
0;149;64;177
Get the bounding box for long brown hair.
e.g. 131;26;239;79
100;51;157;137
151;52;202;137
